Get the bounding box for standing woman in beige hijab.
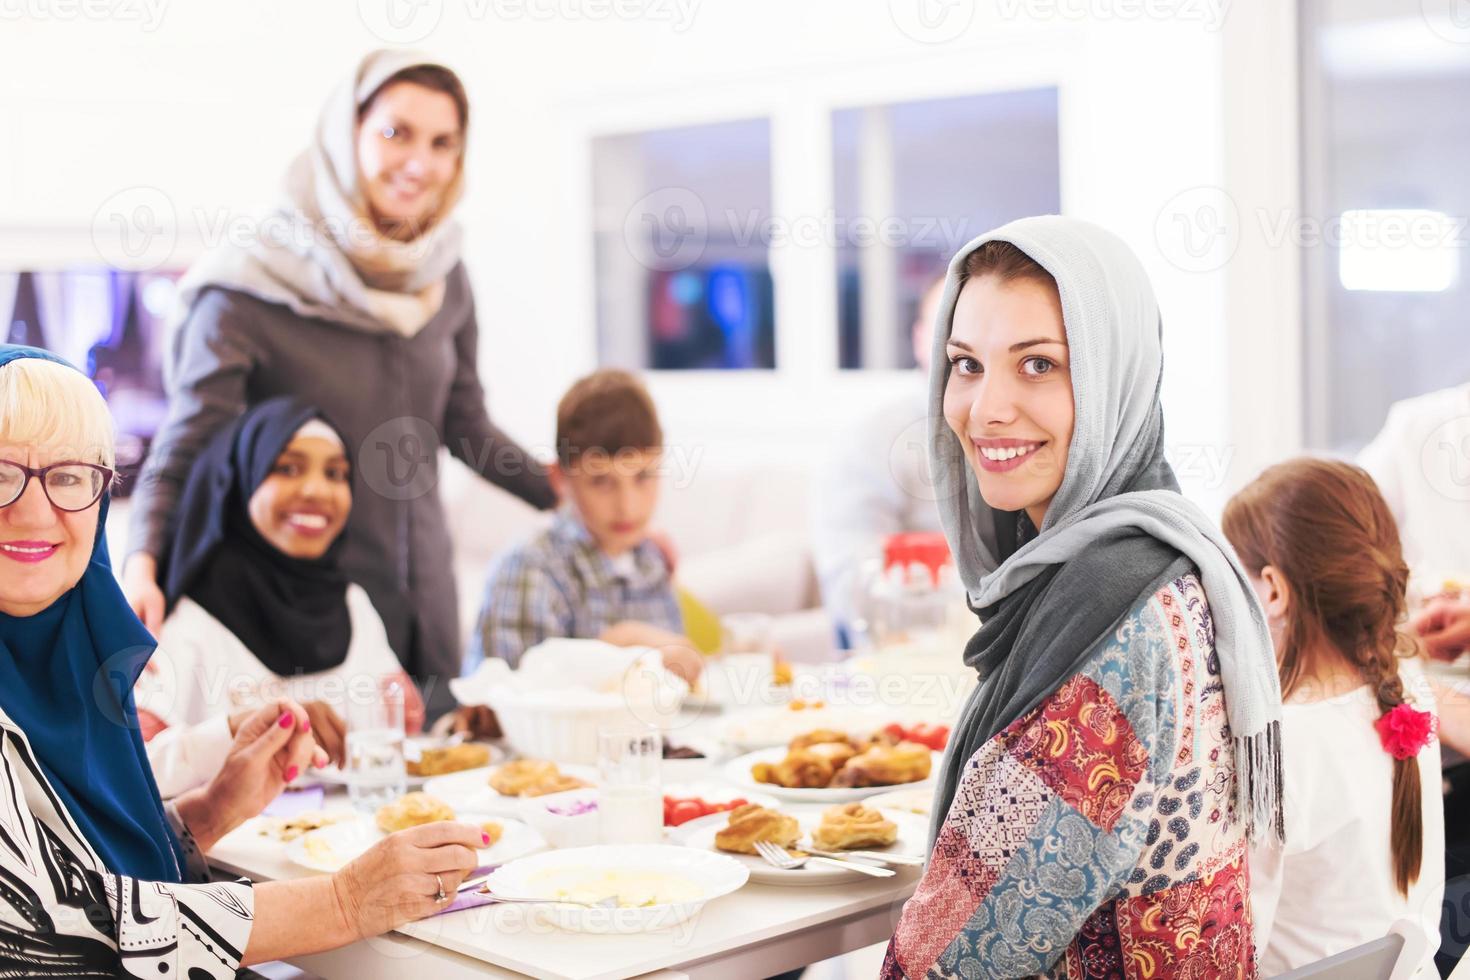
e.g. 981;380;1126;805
123;51;554;717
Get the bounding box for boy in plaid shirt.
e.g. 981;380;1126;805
464;370;703;685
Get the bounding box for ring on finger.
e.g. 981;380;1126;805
435;874;447;904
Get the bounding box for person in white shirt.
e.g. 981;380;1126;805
1358;381;1470;617
1223;457;1446;977
136;397;416;797
811;277;947;643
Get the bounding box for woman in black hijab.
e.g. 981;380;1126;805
140;396;418;794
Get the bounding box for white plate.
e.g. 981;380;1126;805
671;806;927;885
861;787;934;817
309;739;504;789
481;844;748;933
286;813;544;873
723;747;937;804
423;763;599;816
717;705;894;752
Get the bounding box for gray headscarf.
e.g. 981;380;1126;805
927;215;1284;845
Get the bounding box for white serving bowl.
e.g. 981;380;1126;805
482;844;748;934
450;640;688;765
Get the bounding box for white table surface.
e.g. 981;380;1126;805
210;707;923;980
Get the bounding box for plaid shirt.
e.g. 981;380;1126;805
465;512;684;670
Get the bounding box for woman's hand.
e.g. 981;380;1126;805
1412;595;1470;661
300;700;349;770
330;821;486;939
176;699;325;852
122;552;165;634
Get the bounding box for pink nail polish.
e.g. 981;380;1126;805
300;718;311;733
482;832;490;845
278;713;294;729
284;766;299;782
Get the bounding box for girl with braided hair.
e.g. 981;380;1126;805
1224;457;1445;977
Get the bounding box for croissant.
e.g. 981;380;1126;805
376;792;456;833
489;760;560;796
830;740;932;788
714;804;802;855
811;803;899;850
752;748;837;789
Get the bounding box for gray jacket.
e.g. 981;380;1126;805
129;264;554;713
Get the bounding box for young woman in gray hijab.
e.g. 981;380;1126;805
122;51;554;716
881;216;1282;979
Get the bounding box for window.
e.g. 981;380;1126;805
831;88;1061;370
1;267;182;491
1300;0;1470;451
592;119;776;371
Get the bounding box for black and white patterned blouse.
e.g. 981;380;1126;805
0;703;254;977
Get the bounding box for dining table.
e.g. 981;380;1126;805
208;689;932;980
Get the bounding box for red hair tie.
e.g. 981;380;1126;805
1374;703;1437;761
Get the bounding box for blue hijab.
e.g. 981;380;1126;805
0;344;185;882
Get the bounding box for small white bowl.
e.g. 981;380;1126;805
516;788;601;850
482;843;749;933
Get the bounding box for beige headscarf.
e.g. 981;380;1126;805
178;49;467;337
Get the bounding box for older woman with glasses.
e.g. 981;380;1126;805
0;345;483;977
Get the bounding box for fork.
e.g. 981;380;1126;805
456;873;619;908
801;845;925;867
752;839;895;878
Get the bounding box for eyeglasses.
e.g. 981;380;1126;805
0;460;114;513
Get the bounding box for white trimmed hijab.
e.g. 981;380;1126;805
177;49;467;337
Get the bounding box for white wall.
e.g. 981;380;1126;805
0;0;1302;516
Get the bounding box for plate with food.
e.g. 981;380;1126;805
423;758;598;815
718;702;893;752
671;802;927;885
286;791;545;872
724;730;937;803
861;786;934;817
475;844;748;933
310;738;503;788
661;782;781;828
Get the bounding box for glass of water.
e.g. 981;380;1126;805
346;675;407;813
596;725;663;845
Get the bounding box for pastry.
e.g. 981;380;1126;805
810;803;898;850
789;729;851;751
406;742;492;777
714;803;801;855
831;741;932;788
489;760;561;796
752;748;836;789
521;772;592;797
480;821;503;848
375;792;456;833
